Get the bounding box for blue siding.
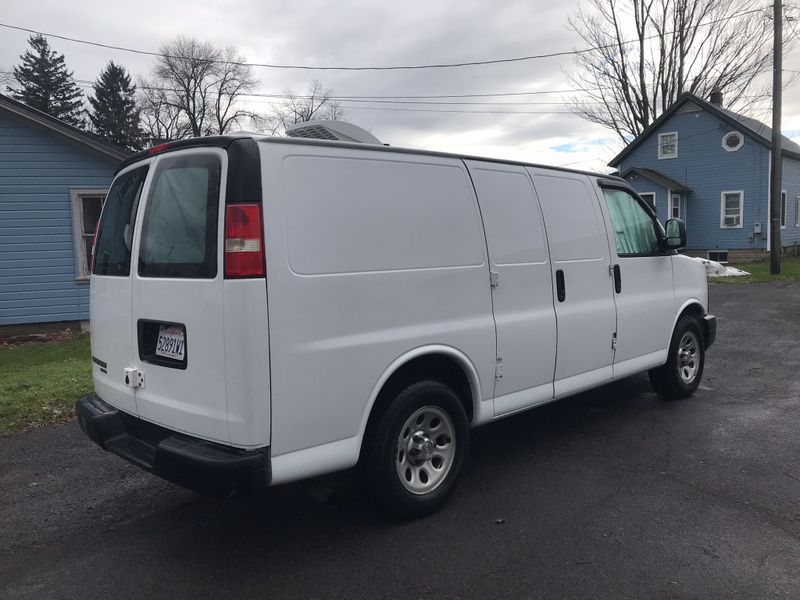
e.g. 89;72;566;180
780;157;800;248
0;110;120;325
616;103;771;251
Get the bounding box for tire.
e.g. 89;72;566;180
358;380;469;519
649;315;705;399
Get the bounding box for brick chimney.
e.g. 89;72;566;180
709;88;723;108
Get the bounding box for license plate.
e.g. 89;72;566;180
155;325;185;361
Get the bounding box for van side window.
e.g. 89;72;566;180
139;154;221;278
92;165;149;277
602;188;661;257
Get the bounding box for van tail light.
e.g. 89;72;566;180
224;203;265;278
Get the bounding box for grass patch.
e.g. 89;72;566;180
712;255;800;285
0;334;92;435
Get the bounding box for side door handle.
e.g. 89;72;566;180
555;269;566;302
612;264;622;294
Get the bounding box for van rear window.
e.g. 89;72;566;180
138;154;221;278
92;165;149;277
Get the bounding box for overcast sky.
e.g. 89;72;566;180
2;0;800;172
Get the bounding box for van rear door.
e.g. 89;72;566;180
129;149;230;444
90;163;151;417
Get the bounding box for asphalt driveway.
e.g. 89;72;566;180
2;281;800;599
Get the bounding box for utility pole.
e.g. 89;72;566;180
770;0;783;274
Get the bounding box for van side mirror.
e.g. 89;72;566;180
664;218;687;250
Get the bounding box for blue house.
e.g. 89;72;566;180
609;91;800;262
0;94;130;329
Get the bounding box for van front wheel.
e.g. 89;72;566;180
359;380;468;519
649;315;705;399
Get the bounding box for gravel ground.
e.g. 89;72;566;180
1;281;799;599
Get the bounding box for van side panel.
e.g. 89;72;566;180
259;142;496;460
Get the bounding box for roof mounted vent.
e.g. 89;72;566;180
285;120;382;145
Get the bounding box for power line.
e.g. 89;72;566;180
49;76;605;107
0;8;764;72
32;77;573;114
2;68;771;114
0;68;603;100
316;89;596;99
332;104;572;115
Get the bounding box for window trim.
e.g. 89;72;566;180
781;191;787;229
796;195;800;228
722;131;744;152
720;190;744;229
70;187;108;280
658;131;678;159
670;193;681;220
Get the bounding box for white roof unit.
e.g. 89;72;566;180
285;120;382;145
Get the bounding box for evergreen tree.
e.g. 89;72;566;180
88;62;142;150
8;35;84;127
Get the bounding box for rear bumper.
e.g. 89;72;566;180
76;394;270;495
703;314;717;349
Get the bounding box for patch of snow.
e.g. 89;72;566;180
688;256;750;277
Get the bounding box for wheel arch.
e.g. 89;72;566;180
670;299;706;342
357;346;483;459
672;299;704;326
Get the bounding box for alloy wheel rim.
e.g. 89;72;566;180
395;405;456;495
677;331;700;384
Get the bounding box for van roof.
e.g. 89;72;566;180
116;134;625;184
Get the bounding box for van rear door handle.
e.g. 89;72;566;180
555;269;566;302
612;264;622;294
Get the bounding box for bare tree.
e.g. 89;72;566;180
566;0;780;142
211;46;260;134
138;78;190;144
138;36;259;140
272;80;344;133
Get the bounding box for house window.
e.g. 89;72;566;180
722;132;743;152
671;194;681;219
639;192;656;210
720;191;744;228
708;250;729;263
781;191;787;229
796;195;800;228
70;188;108;279
658;132;678;159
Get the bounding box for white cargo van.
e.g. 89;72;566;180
76;130;715;518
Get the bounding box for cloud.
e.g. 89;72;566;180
2;0;796;171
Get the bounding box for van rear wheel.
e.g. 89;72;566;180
359;380;468;519
649;315;705;399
